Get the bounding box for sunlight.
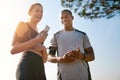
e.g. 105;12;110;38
0;0;27;54
0;1;57;80
1;1;119;80
0;1;29;80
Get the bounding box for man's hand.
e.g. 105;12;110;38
57;56;75;63
64;48;84;59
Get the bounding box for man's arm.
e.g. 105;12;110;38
65;47;95;62
47;54;59;63
83;47;95;61
48;54;75;63
47;46;75;63
47;46;60;63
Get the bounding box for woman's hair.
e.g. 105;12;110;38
28;3;43;15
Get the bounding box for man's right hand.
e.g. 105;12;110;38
57;55;75;63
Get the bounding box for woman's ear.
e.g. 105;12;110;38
28;12;31;16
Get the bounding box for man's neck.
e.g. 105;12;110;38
64;26;74;31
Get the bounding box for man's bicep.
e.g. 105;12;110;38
83;34;91;48
49;46;57;56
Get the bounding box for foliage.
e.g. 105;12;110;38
61;0;120;19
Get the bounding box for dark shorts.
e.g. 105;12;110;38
16;51;46;80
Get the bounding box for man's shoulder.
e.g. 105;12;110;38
54;29;64;36
75;29;86;35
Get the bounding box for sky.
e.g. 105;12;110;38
0;0;120;80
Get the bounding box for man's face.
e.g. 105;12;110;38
61;11;73;27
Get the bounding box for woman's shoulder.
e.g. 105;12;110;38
17;21;27;28
16;21;28;31
15;21;28;33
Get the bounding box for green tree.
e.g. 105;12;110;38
61;0;120;19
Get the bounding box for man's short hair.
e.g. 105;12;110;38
61;9;73;16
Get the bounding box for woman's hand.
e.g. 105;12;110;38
40;45;48;63
31;44;48;63
35;30;48;43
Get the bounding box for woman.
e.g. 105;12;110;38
11;3;47;80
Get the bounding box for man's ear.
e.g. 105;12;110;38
61;20;63;24
72;16;74;20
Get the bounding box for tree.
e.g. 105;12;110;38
61;0;120;19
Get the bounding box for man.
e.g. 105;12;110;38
48;9;95;80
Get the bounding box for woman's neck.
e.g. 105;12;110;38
27;21;38;31
28;21;37;27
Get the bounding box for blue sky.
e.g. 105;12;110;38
0;0;120;80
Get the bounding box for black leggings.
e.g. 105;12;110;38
16;51;46;80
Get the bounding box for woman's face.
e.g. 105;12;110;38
29;5;43;23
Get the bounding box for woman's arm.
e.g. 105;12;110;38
11;37;37;54
11;31;47;54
